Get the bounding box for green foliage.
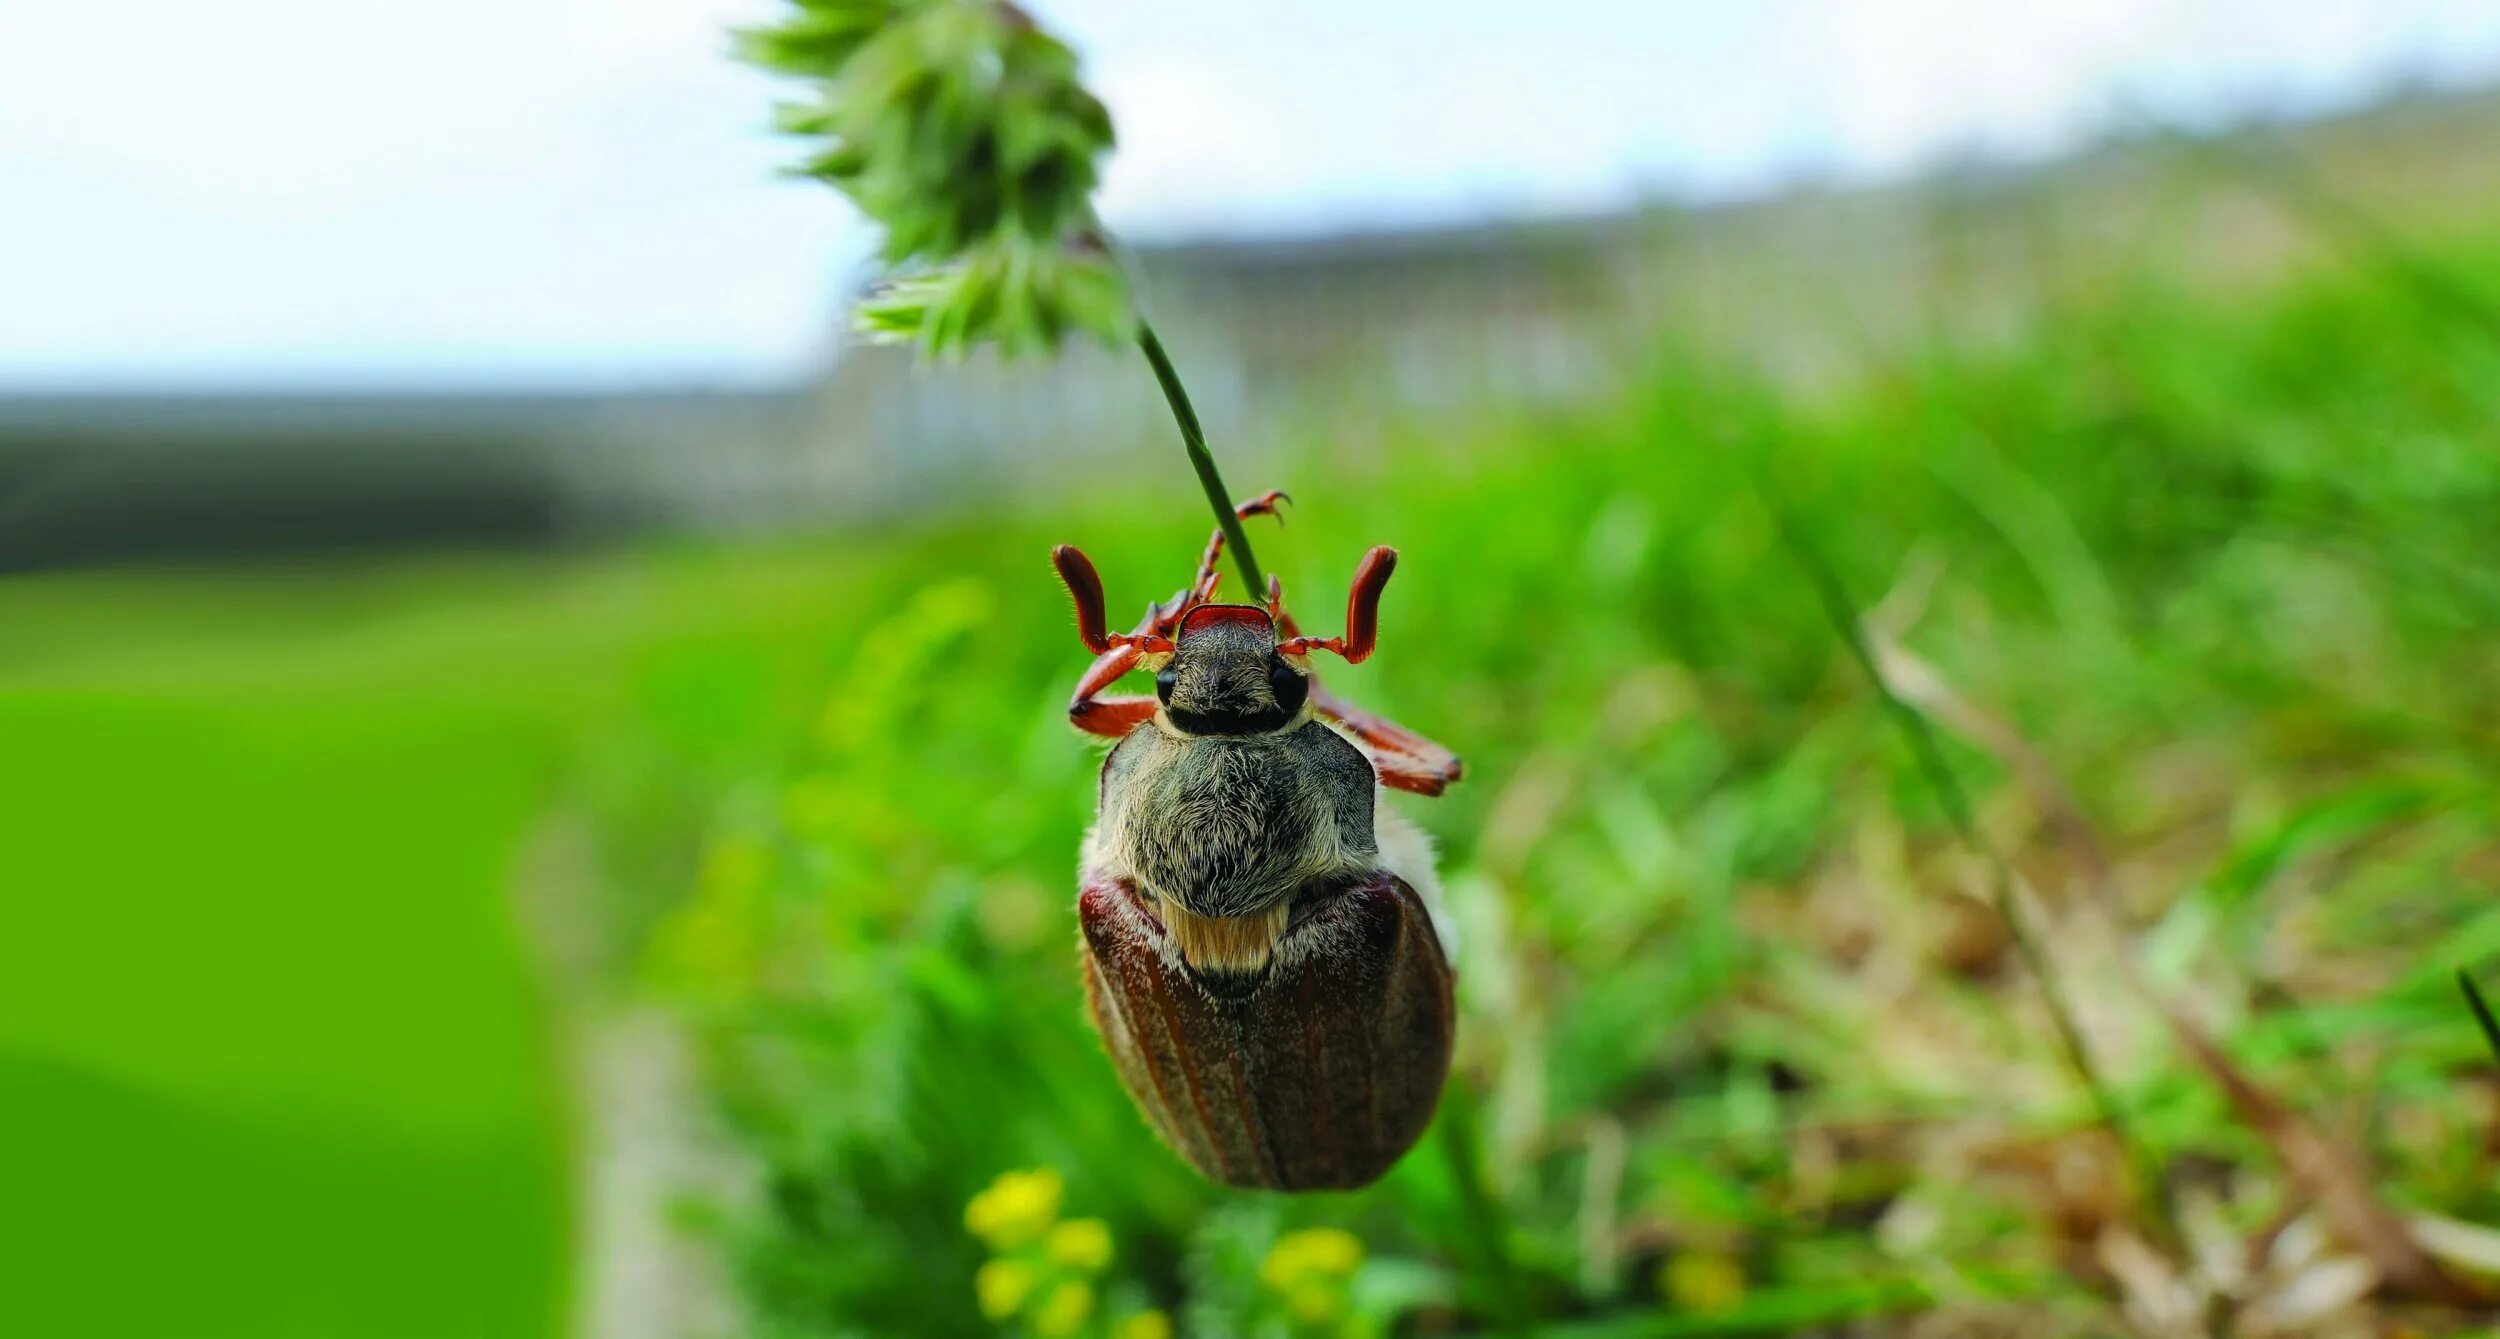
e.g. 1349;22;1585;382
855;236;1131;358
0;610;590;1339
35;219;2499;1335
746;0;1131;355
604;231;2500;1334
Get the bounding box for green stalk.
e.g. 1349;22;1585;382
1746;450;2180;1247
1435;1091;1533;1336
1136;320;1265;596
2464;971;2500;1071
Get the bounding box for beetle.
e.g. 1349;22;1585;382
1051;492;1463;1191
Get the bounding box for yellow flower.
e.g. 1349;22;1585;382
1259;1226;1366;1294
1031;1280;1094;1338
1284;1281;1343;1326
975;1259;1037;1321
965;1167;1063;1250
1661;1251;1746;1314
1111;1310;1173;1339
1295;1227;1363;1277
1045;1217;1115;1272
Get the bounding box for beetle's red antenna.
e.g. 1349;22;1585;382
1281;546;1395;664
1053;545;1174;657
1053;545;1113;652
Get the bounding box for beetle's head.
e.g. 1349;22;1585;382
1153;605;1309;738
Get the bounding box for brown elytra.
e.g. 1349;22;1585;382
1078;870;1455;1191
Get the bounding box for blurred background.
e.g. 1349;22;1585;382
7;2;2500;1336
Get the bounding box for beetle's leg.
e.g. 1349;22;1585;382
1067;627;1164;738
1313;685;1464;796
1148;589;1194;638
1072;693;1159;737
1314;686;1457;770
1370;754;1462;796
1188;490;1291;606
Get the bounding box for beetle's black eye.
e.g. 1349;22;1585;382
1154;662;1178;704
1266;655;1308;716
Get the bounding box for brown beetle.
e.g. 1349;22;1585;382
1052;493;1463;1191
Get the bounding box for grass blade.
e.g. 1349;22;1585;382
2463;971;2500;1072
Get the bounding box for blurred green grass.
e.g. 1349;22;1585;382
0;554;857;1338
7;227;2500;1336
0;679;567;1335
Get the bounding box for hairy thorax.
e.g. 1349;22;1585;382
1086;718;1379;959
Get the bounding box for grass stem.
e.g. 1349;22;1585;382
2463;971;2500;1071
1436;1092;1534;1336
1748;451;2178;1244
1136;320;1265;596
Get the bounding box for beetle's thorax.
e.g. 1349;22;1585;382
1086;713;1378;989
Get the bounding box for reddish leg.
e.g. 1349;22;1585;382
1066;605;1166;738
1071;692;1159;737
1054;545;1175;738
1314;686;1464;796
1187;490;1290;606
1371;755;1463;797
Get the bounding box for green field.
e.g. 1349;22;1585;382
7;229;2500;1337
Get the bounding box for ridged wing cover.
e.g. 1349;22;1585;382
1077;871;1455;1191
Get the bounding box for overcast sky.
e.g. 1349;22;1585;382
4;0;2498;389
